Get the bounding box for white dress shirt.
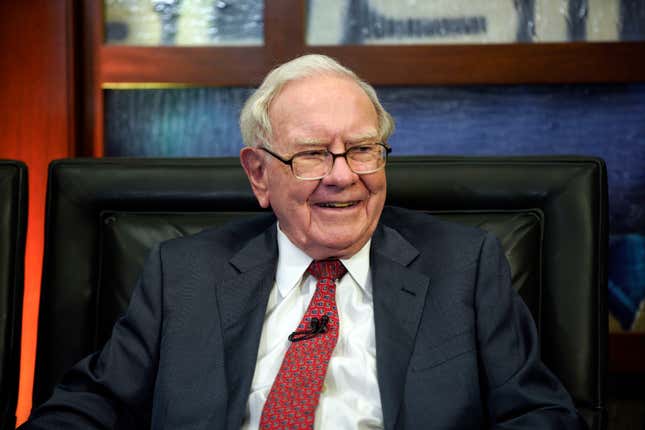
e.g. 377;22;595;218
241;226;384;429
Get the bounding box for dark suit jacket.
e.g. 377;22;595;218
22;207;584;429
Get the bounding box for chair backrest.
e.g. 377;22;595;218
33;156;607;429
0;160;28;430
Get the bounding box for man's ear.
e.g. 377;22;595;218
240;147;270;208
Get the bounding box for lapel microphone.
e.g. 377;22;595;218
288;315;329;342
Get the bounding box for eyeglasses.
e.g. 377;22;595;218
259;143;392;180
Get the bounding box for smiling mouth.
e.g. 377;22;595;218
316;201;360;208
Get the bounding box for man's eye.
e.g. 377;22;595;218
352;145;376;153
298;150;327;158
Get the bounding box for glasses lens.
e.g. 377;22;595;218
292;150;330;179
347;144;386;173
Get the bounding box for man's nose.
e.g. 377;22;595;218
322;154;358;186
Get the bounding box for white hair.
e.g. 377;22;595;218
239;54;394;148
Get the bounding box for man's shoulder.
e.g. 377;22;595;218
381;206;487;244
158;212;276;259
380;206;490;273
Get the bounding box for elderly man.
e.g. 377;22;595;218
21;55;584;429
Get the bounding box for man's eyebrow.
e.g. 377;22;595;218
346;132;379;144
292;132;379;147
293;137;329;146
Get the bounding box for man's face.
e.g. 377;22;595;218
241;74;387;260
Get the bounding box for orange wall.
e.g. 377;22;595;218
0;2;75;425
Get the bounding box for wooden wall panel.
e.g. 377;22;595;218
0;1;76;425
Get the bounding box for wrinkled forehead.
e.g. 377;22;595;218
268;74;379;148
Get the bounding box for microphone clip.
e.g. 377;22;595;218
288;315;329;342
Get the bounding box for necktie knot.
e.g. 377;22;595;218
307;259;347;281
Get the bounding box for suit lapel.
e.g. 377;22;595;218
371;224;429;430
214;225;278;430
211;220;430;429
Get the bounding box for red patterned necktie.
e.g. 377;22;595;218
259;259;347;429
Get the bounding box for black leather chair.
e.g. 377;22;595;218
0;160;28;430
33;156;608;429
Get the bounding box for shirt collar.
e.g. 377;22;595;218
275;223;371;299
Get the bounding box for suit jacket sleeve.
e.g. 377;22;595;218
476;232;586;429
19;244;164;429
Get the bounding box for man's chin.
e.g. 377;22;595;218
306;234;370;260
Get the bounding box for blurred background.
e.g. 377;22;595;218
1;0;644;428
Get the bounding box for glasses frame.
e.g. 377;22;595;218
259;142;392;180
